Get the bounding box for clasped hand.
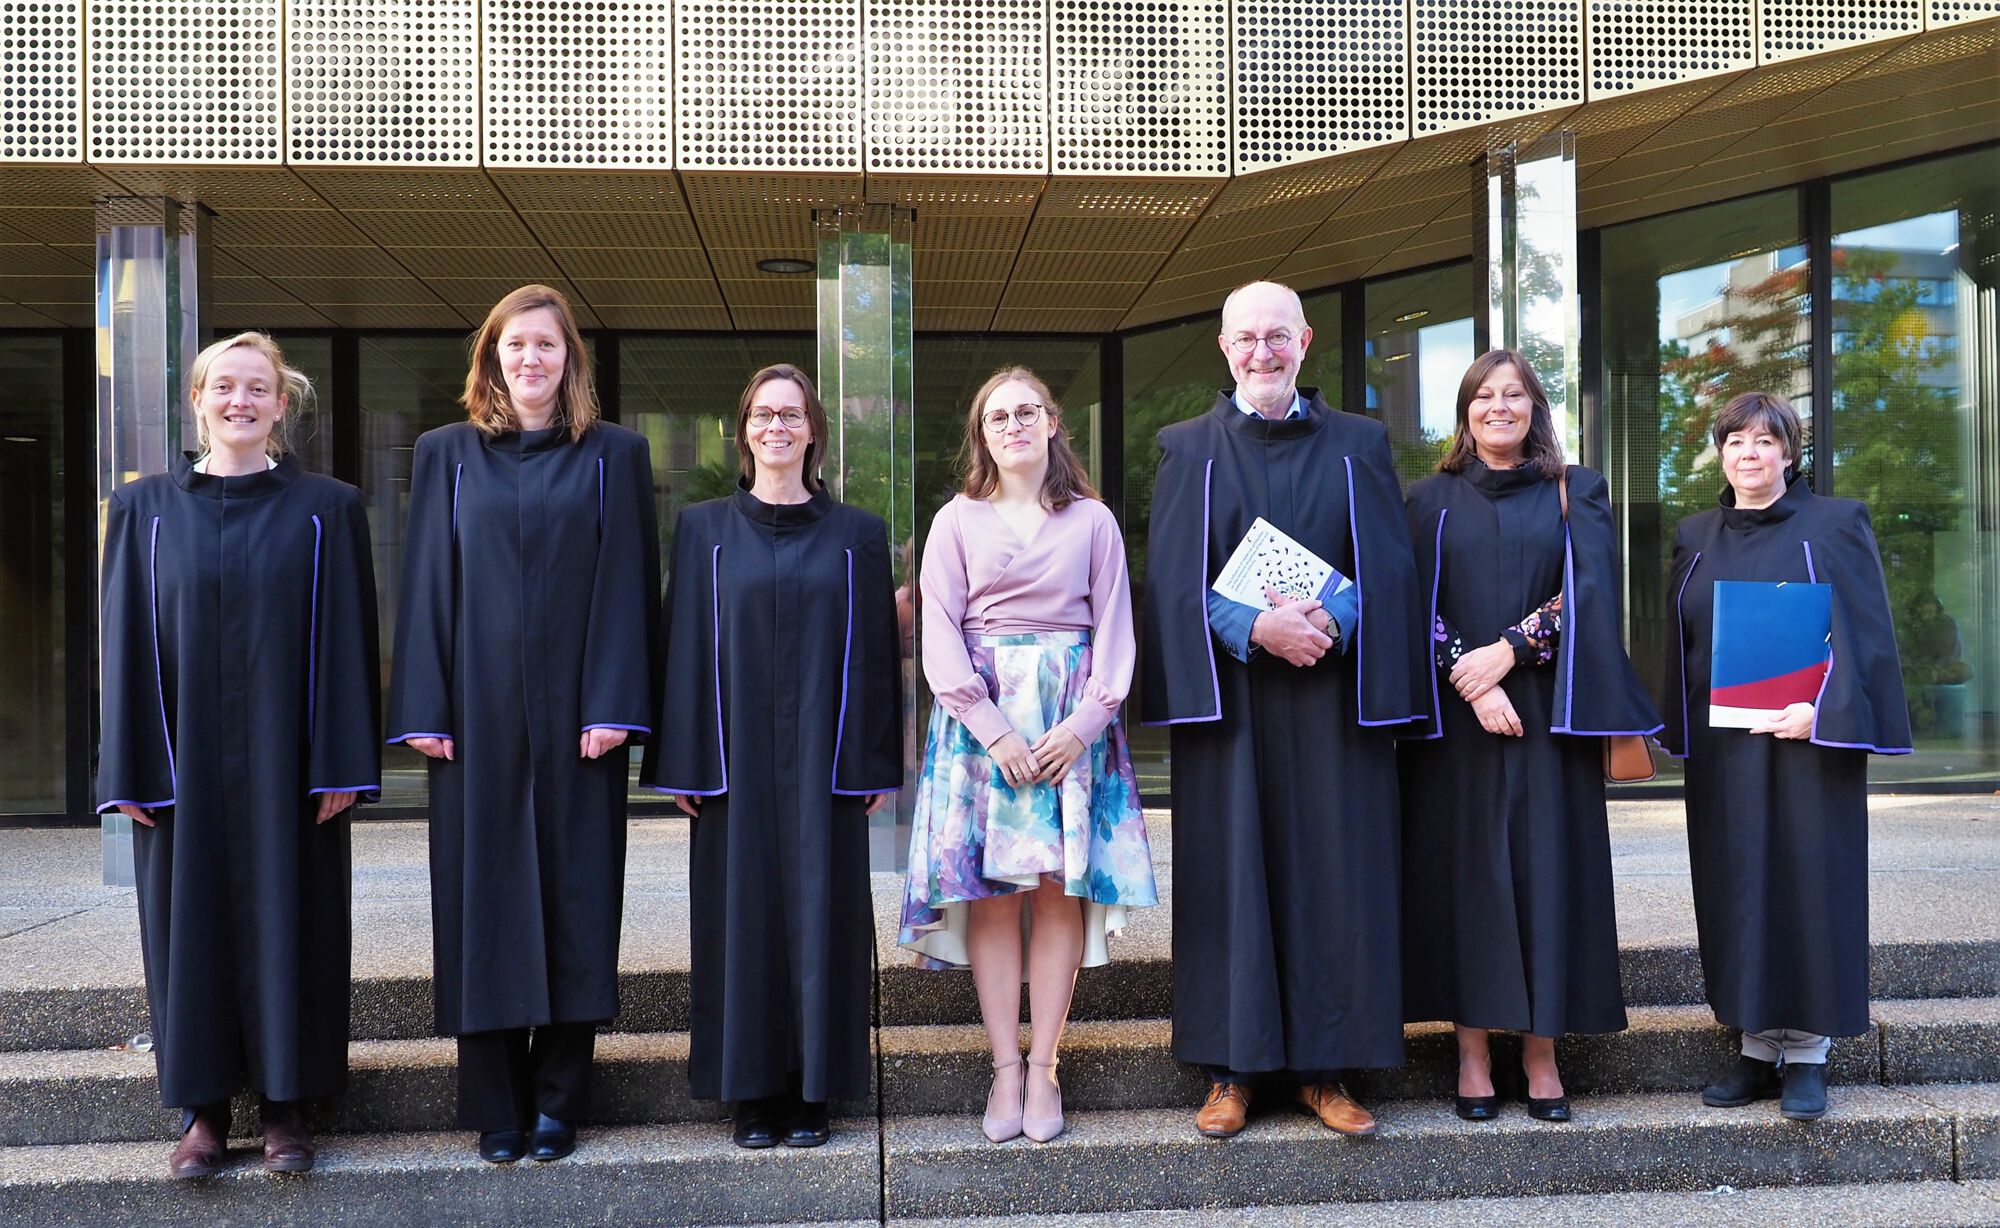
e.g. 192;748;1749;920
1251;586;1332;667
1449;639;1514;701
117;788;358;829
1748;701;1815;740
990;726;1087;788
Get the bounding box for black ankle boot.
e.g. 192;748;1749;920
1701;1055;1781;1107
1779;1061;1828;1120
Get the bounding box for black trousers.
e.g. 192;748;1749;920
456;1022;600;1131
1207;1066;1341;1086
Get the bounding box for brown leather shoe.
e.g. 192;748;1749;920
1297;1083;1378;1135
1195;1082;1252;1138
261;1102;316;1173
169;1109;228;1180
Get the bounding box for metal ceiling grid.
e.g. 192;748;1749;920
1270;223;1425;283
567;276;727;306
1411;0;1584;135
728;305;816;328
914;305;995;330
1232;0;1408;171
4;273;89;302
912;210;1031;250
1131;253;1290;310
1208;143;1398;213
210;302;337;326
915;249;1019;282
593;304;734;328
0;303;63;325
1038;176;1222;216
1000;279;1152;311
680;171;860;254
227;244;409;278
675;0;860;171
990;306;1131;331
337;209;540;250
550;246;715;280
426;275;595;307
517;209;707;250
0;163;129;207
1372;108;1576;179
258;275;448;307
487;170;690;211
867;175;1045;213
10;302;89;325
3;0;82;162
317;303;471;328
0;203;101;245
87;0;282;163
1586;0;1754;95
864;0;1047;174
483;0;673;169
295;168;511;210
1929;0;2000;23
383;246;571;280
709;276;812;307
1761;0;1924;61
1369;202;1475;276
913;280;1005;312
0;241;89;274
704;249;815;281
1050;0;1229;176
286;0;480;166
211;208;372;247
1854;13;2000;72
102;166;330;208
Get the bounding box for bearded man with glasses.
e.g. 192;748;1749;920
1140;280;1429;1140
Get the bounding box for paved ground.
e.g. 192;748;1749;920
3;795;1997;996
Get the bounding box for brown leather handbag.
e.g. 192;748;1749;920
1558;467;1658;784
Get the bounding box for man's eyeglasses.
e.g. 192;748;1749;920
983;404;1045;432
748;407;809;429
1226;331;1295;354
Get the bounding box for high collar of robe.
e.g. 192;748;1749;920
483;423;569;454
1718;471;1809;530
1460;455;1550;496
732;481;833;527
1211;385;1330;440
171;451;301;499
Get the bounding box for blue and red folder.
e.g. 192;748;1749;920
1709;580;1833;729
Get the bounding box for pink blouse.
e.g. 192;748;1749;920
919;494;1136;751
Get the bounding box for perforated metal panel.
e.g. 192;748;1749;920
1587;1;1754;95
286;0;480;165
1411;0;1584;134
1051;0;1229;175
86;0;281;162
864;0;1045;173
484;0;673;168
1928;0;2000;24
676;0;861;170
1760;0;1922;61
4;0;82;161
1233;0;1406;169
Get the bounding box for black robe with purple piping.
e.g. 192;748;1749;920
1140;389;1429;1074
1661;475;1910;1038
1398;461;1660;1037
97;455;380;1108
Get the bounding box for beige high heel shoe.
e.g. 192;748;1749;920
982;1057;1024;1142
1023;1056;1065;1142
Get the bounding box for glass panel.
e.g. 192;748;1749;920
1365;263;1478;485
269;333;334;476
1119;288;1342;799
359;336;478;809
1832;147;2000;783
1599;189;1809;784
0;335;66;813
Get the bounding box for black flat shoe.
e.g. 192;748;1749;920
781;1099;831;1148
478;1129;527;1163
1454;1094;1500;1121
529;1113;576;1161
1702;1055;1781;1108
1526;1095;1572;1122
732;1097;782;1149
1779;1061;1828;1121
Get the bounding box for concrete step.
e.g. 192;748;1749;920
7;937;1996;1054
12;999;1998;1147
0;1120;881;1228
881;1085;2000;1219
889;1180;2000;1227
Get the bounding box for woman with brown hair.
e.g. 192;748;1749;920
642;363;902;1150
1397;349;1659;1123
387;285;659;1164
897;366;1157;1144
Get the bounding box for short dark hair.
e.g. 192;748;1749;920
1710;391;1804;473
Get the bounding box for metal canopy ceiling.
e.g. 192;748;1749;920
1;4;1994;332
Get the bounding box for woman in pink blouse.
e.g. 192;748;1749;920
898;367;1158;1145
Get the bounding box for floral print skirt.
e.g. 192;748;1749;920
898;631;1158;971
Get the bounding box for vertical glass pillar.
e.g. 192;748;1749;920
1478;132;1580;460
95;196;210;886
816;206;917;871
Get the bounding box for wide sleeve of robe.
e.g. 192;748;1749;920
96;487;176;812
833;516;904;794
385;430;458;744
1810;500;1913;754
308;487;384;800
645;506;727;795
1139;430;1222;725
1657;516;1702;759
1552;466;1664;738
1345;423;1430;731
580;434;662;739
1403;473;1451;741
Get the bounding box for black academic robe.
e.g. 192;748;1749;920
387;421;660;1036
1661;476;1911;1038
1398;462;1661;1037
1140;390;1429;1074
642;487;901;1103
97;456;380;1109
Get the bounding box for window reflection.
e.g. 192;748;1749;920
1365;264;1476;485
0;336;66;814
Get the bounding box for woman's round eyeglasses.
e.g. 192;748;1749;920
983;404;1044;432
748;407;808;429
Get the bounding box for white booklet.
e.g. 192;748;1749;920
1210;517;1353;610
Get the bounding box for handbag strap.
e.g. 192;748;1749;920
1557;465;1569;523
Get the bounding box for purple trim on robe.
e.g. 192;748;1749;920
1802;539;1818;582
581;723;650;734
97;798;174;813
308;514;323;742
149;516;177;788
1347;455;1425;727
1141;457;1222;726
1666;549;1701;758
1550;526;1662;734
1801;540;1912;753
597;457;606;531
1421;509;1446;741
451;462;463;539
307;784;378;794
386;732;452;745
830;547;900;796
650;547;731;796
